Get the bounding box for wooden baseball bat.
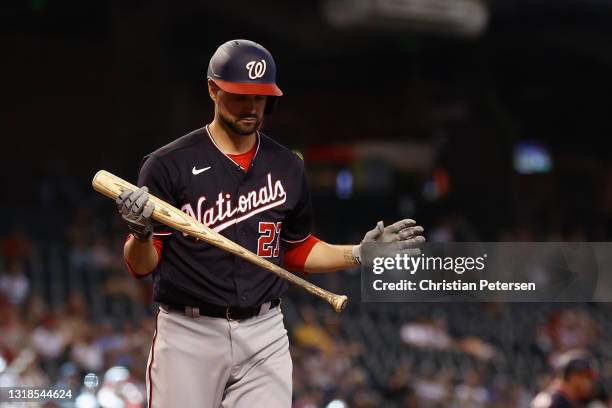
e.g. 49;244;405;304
92;170;348;312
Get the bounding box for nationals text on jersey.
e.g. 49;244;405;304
181;173;287;232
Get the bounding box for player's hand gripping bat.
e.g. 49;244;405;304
92;170;348;312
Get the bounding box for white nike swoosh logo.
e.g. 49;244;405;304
192;166;211;175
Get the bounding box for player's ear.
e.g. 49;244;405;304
208;79;219;102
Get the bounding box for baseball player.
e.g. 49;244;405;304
116;39;425;408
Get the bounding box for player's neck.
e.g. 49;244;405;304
208;120;256;154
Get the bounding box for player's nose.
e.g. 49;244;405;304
245;100;258;114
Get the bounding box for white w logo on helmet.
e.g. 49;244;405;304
245;59;267;80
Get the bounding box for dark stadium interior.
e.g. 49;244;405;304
2;0;612;406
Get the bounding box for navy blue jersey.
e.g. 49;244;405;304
137;125;313;307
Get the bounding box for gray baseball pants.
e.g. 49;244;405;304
146;304;292;407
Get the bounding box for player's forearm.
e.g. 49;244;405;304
303;241;359;273
124;236;159;276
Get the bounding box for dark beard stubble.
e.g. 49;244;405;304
219;111;262;136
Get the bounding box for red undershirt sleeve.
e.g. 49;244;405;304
283;235;320;273
123;234;164;279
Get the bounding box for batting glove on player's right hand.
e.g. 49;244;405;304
352;219;425;263
116;186;155;242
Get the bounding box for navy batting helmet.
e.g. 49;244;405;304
207;39;283;96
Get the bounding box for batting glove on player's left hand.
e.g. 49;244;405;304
116;186;155;242
352;219;425;264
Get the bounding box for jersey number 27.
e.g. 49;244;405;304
257;222;281;258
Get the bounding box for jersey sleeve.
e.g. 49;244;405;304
137;154;175;237
281;171;313;244
283;235;320;273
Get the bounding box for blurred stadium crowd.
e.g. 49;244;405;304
1;191;611;407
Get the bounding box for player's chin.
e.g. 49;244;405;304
234;119;262;135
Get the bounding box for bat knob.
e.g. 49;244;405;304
332;295;348;313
